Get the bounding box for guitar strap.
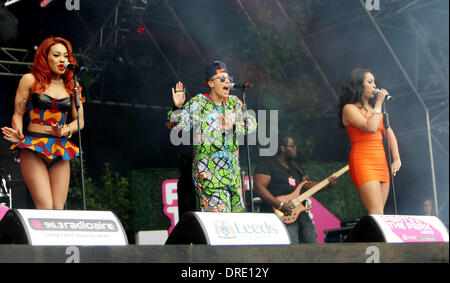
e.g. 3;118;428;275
289;161;311;207
289;161;310;182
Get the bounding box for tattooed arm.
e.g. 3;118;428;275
1;74;34;143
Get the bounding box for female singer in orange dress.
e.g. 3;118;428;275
338;68;401;214
1;36;84;210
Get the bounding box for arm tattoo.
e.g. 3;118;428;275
18;99;27;112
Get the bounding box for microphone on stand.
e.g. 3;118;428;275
63;62;88;73
231;82;254;91
374;88;393;101
63;62;86;209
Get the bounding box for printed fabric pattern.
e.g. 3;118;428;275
10;93;79;162
167;94;257;212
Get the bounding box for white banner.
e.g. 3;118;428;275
16;209;128;246
192;212;291;245
370;214;449;243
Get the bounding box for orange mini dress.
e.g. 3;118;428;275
345;110;390;187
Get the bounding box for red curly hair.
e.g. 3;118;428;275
31;36;85;102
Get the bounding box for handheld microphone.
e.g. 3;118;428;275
374;88;393;101
231;82;253;91
63;62;88;73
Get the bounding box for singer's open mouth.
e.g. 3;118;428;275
57;64;65;70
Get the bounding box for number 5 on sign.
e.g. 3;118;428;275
365;0;380;11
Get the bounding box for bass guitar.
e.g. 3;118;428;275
273;165;349;224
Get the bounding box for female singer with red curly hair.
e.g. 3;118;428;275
1;36;85;210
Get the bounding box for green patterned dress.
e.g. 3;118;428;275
167;93;257;212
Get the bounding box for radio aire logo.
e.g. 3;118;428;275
28;218;118;232
215;220;237;239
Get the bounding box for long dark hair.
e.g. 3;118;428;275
337;68;373;127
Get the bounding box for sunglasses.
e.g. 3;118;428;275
211;74;234;83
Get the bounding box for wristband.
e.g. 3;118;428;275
372;108;382;114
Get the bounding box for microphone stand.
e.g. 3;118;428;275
239;88;254;212
382;102;398;215
73;71;86;210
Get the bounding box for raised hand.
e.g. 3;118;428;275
171;81;185;108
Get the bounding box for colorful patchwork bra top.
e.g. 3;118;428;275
28;93;72;126
9;93;79;163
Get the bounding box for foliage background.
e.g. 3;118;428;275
65;0;369;244
67;159;365;244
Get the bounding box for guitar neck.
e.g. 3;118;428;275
292;165;349;205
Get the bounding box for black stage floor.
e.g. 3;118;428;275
0;242;447;263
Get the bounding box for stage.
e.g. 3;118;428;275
0;242;447;263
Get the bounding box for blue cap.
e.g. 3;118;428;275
204;60;228;81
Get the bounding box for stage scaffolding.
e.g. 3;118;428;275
0;0;448;216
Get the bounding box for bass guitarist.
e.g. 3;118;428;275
254;135;338;244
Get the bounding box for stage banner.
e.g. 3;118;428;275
162;179;179;233
10;209;128;246
0;204;8;221
162;179;341;242
370;214;449;243
191;212;291;245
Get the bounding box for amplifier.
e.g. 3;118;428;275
0;151;33;209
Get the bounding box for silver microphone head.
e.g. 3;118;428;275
374;88;393;101
373;88;380;95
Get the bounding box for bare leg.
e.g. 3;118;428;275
380;182;390;209
356;180;384;214
19;150;53;209
49;160;71;210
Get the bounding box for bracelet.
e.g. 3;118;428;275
278;201;284;210
372;108;382;114
64;125;72;139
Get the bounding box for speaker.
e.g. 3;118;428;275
0;209;128;245
0;151;34;209
345;214;449;243
165;211;291;245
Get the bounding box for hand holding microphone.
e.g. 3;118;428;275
374;88;393;102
